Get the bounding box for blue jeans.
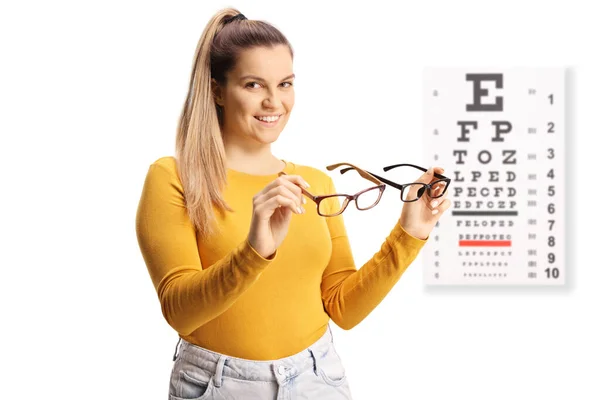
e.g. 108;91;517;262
168;325;353;399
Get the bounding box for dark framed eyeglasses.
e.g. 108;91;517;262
340;163;451;202
280;162;386;217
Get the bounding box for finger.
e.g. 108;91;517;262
431;181;447;197
270;194;304;215
430;187;448;204
414;167;434;184
415;166;446;184
429;191;449;212
413;166;447;201
258;185;304;213
262;174;309;193
277;173;310;189
257;175;308;206
255;194;303;217
275;175;307;205
276;174;310;204
431;197;451;216
440;198;451;212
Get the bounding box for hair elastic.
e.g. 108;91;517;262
224;13;247;24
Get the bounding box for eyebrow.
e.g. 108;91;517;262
239;74;295;82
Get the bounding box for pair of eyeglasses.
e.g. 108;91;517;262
340;163;451;202
280;162;386;217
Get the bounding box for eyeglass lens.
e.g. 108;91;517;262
318;187;381;216
401;181;448;202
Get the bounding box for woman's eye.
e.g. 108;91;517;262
245;82;293;89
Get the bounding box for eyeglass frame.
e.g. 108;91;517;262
339;163;451;203
279;162;386;217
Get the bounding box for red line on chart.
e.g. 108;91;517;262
459;240;512;247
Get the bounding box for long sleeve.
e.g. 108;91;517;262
135;162;275;336
320;177;427;330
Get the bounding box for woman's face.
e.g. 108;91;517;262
214;45;295;146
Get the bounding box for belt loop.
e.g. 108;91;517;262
214;355;227;388
308;348;319;376
172;337;182;361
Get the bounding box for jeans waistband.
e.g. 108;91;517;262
174;326;334;386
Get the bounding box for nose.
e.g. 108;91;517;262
262;89;281;109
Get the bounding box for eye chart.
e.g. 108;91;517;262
423;68;565;285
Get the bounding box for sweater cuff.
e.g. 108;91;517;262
390;222;428;251
241;238;278;264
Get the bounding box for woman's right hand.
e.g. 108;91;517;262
247;174;310;259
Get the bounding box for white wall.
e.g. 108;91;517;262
1;1;598;399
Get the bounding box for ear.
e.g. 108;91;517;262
211;78;225;106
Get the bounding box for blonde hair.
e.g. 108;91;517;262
175;8;293;238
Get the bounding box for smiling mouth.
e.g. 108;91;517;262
254;114;282;123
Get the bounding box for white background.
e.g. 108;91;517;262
1;1;598;399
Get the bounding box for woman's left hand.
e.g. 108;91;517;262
398;166;451;240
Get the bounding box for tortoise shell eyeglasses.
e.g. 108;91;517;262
280;162;386;217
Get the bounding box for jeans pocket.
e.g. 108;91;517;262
317;347;348;387
169;369;214;400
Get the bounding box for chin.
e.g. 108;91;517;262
255;132;282;144
254;125;285;142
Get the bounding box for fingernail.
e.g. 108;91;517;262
432;209;439;215
440;168;445;172
302;197;307;204
427;167;433;175
303;180;310;188
431;200;439;208
296;207;302;214
300;206;305;213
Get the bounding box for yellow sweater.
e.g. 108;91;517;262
135;156;427;360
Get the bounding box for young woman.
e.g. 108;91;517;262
135;7;450;399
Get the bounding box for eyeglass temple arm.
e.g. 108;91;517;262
326;162;383;185
383;163;448;180
339;167;404;191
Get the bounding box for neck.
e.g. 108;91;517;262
223;139;282;175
